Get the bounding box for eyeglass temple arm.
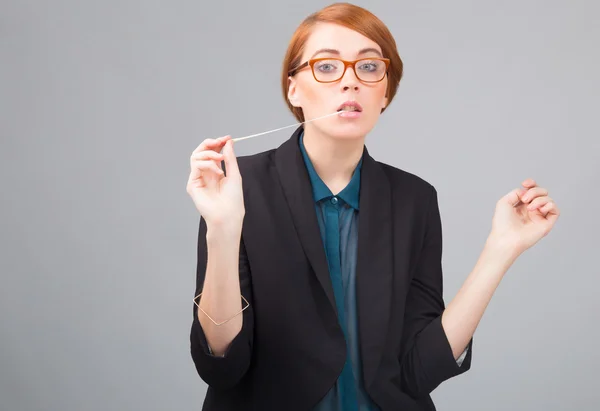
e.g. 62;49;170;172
288;61;309;77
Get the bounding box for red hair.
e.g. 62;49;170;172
281;3;404;122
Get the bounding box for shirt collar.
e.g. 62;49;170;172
299;129;362;210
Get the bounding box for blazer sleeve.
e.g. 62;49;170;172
189;216;254;390
398;185;473;398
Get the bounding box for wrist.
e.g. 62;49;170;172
206;218;244;243
484;233;522;264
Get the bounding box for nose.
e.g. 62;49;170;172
340;64;360;92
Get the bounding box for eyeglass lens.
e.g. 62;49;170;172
313;59;386;82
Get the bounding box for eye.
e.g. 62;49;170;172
316;62;338;72
357;61;379;72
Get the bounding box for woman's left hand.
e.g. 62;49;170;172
489;178;560;256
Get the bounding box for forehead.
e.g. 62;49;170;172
302;22;382;59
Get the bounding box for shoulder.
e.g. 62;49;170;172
376;160;438;202
231;149;277;178
229;149;281;201
375;161;443;235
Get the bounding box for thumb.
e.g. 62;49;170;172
222;140;241;178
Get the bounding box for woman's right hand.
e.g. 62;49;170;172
186;136;245;227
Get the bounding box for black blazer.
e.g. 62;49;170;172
190;126;473;410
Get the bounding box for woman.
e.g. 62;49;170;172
186;3;560;410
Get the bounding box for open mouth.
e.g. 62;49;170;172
337;101;363;113
337;106;361;112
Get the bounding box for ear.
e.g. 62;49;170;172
381;94;388;110
287;76;301;108
381;78;390;109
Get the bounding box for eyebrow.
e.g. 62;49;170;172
310;47;383;59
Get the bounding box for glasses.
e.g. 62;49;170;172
288;57;390;83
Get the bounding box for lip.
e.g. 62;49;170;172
337;110;362;119
336;100;363;113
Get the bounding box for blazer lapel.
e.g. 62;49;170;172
274;126;338;318
274;129;395;389
356;147;394;389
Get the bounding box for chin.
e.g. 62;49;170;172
323;120;374;141
327;129;364;141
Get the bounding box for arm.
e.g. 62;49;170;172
399;186;481;398
443;178;559;359
399;179;557;398
190;216;254;390
441;235;517;358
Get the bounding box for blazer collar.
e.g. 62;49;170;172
298;129;362;210
274;125;393;388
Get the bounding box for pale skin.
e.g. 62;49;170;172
186;22;561;359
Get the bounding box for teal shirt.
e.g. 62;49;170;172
299;131;380;411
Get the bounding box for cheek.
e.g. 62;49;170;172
373;83;387;102
359;86;386;115
299;81;335;107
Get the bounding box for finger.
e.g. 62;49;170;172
193;136;229;154
504;188;522;207
539;201;560;232
193;138;221;153
526;196;551;211
191;161;224;191
521;187;549;203
222;140;241;178
522;178;537;188
191;160;225;178
539;200;558;216
191;151;225;162
190;152;225;179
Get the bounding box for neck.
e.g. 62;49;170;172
302;124;365;195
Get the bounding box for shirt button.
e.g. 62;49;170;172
331;197;338;205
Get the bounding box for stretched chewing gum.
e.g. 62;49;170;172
232;111;341;143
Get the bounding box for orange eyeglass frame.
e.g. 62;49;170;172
288;57;391;83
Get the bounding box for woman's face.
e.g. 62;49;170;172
288;23;389;141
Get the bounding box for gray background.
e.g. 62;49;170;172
1;0;598;410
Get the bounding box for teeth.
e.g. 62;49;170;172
341;106;357;111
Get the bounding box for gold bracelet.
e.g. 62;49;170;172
193;292;250;326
